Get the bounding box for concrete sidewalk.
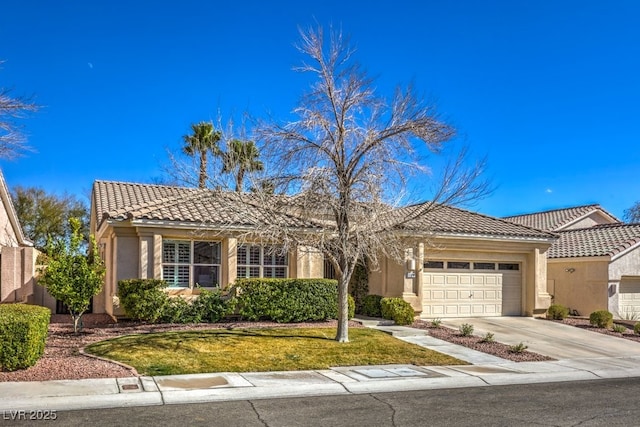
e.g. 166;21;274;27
3;320;640;412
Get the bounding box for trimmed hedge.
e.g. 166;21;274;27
589;310;613;329
0;304;51;371
118;279;228;324
380;297;415;326
360;294;383;317
233;278;353;323
118;279;168;322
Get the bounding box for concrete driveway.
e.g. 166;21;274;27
440;317;640;360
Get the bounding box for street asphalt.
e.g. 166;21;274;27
2;317;640;412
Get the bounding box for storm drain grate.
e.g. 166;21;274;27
121;384;139;390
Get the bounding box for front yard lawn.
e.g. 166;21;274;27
85;327;465;375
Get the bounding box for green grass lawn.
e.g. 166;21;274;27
85;327;466;376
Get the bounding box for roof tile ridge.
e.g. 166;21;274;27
94;179;197;191
447;203;559;238
503;204;600;219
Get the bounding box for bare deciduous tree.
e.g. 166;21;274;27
0;61;39;159
248;26;490;342
624;201;640;223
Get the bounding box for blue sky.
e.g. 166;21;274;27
1;0;638;219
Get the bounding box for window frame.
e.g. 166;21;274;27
162;239;221;288
237;244;289;279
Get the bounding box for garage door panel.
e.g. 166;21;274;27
618;280;640;316
423;268;521;318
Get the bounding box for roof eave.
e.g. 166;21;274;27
403;230;558;244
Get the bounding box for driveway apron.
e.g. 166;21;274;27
440;317;640;360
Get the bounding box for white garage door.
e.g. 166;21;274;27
422;261;522;318
618;278;640;318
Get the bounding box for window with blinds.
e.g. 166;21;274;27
162;240;221;287
237;244;288;279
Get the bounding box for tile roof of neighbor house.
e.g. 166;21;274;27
503;204;620;231
549;223;640;258
93;180;319;230
93;180;558;241
383;202;558;240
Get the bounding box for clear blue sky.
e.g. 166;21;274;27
1;0;638;219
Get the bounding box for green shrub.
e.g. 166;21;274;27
458;323;474;337
118;279;169;322
347;294;355;320
361;295;383;317
348;263;369;314
634;322;640;335
233;278;342;323
612;323;627;334
589;310;614;329
0;304;51;371
547;304;570;320
380;297;415;326
191;289;228;323
431;318;442;328
509;342;528;353
480;332;495;343
160;296;199;324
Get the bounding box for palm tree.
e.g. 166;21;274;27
182;121;222;188
222;139;264;192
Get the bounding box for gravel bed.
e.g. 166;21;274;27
0;314;363;382
411;320;554;362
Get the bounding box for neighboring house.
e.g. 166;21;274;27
0;169;38;304
505;205;640;318
82;180;557;319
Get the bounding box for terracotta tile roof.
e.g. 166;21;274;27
93;181;557;241
549;224;640;258
503;204;619;231
93;180;318;230
383;202;558;240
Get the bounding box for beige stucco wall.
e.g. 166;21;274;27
369;237;553;316
0;201;19;247
547;258;609;316
0;246;37;304
94;222;326;316
562;212;617;230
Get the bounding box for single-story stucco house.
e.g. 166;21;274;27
59;180;559;319
0;169;38;305
505;205;640;318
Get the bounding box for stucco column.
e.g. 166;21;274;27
402;246;421;312
224;237;237;287
153;234;163;279
534;247;552;315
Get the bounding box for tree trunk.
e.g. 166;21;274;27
72;313;83;334
199;150;208;188
236;169;244;192
335;264;354;342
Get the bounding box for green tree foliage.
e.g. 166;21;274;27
182;121;222;188
38;217;104;333
222;139;264;192
11;186;88;253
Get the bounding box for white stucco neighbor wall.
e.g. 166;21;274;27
608;246;640;315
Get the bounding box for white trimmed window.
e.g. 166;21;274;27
162;240;221;288
237;244;288;279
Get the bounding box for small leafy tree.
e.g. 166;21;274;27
38;217;105;333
